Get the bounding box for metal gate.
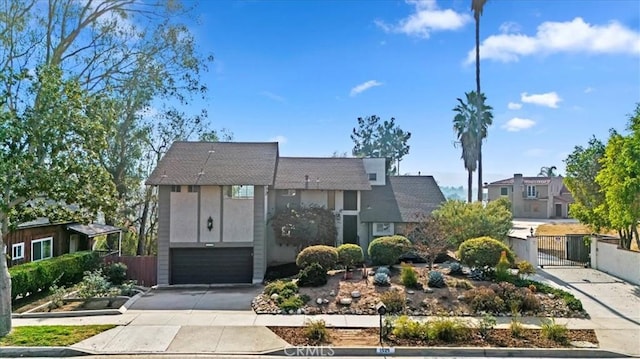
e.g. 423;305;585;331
537;234;590;267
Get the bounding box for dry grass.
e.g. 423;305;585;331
536;223;639;252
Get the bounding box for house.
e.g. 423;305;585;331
4;218;123;268
486;173;574;219
146;141;446;285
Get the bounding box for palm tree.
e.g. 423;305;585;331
453;92;494;203
538;166;558;177
472;0;488;202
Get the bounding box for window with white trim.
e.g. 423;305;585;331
12;243;24;260
32;237;53;261
526;185;537;198
368;173;377;181
227;185;254;199
500;187;508;196
373;223;394;236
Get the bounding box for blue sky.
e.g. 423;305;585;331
186;0;640;187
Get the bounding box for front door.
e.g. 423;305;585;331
555;203;562;218
343;215;358;245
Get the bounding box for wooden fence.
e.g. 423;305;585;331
104;255;157;286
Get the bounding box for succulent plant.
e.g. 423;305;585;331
374;272;391;286
375;266;391;276
428;271;446;288
449;262;464;275
468;268;485;281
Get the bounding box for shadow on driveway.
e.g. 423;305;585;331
129;286;263;311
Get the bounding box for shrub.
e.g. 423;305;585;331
102;262;127;285
297;263;328;287
517;260;536;279
48;283;67;310
446;278;474;290
541;318;568;343
510;315;524;338
478;313;496;340
77;270;112;299
375;266;391;276
448;262;464;275
458;237;515;269
466;287;506;313
374;272;391;286
380;290;406;314
428;317;470;342
427;271;446;288
400;264;419;288
9;251;100;301
521;291;541;312
264;280;298;296
304;319;329;343
495;251;512;282
368;235;411;266
337;244;363;269
279;295;304;312
513;279;584;312
391;316;429;340
296;245;338;270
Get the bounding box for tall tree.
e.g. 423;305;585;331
596;105;640;250
351;115;411;175
538;166;558;177
405;213;450;270
453;91;493;202
564;137;609;231
472;0;488;202
0;66;117;336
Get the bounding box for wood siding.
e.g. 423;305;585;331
253;185;266;283
4;224;76;267
157;186;171;285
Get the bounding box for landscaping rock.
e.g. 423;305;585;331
424;287;434;293
351;290;361;298
316;298;323;305
406;290;415;294
270;293;279;301
457;295;466;301
288;309;294;314
329;290;336;296
296;308;303;315
340;297;352;305
322;299;329;304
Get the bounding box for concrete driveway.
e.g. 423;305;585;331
129;286;263;311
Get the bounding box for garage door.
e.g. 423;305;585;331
170;247;253;284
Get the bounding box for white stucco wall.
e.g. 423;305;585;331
300;190;327;207
591;239;640;285
170;190;198;242
363;158;386;186
200;186;221;242
222;198;254;242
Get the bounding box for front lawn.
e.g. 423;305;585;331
0;325;115;346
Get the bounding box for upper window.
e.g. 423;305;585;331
500;187;508;196
12;243;24;260
526;185;537;198
171;185;181;192
188;185;199;193
32;237;53;262
368;173;377;181
227;185;254;199
343;190;358;211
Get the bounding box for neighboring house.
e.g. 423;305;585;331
4;218;122;268
146;141;446;285
486;173;574;219
360;176;446;241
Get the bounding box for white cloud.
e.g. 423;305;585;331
350;80;383;97
524;148;549;157
584;86;595;93
499;21;521;34
502;117;536;132
375;0;471;39
507;102;522;110
521;92;562;108
260;91;286;103
465;17;640;63
269;135;287;144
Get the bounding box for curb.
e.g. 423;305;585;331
266;346;631;358
153;283;257;290
0;346;94;357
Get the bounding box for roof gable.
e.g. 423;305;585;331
146;142;278;185
274;157;371;191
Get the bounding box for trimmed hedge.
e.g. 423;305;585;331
9;251;100;301
457;236;515;269
296;245;338;270
337;244;364;269
368;235;411;266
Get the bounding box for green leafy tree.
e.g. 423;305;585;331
563;137;609;231
471;0;488;202
596;105;640;250
351;115;411;175
433;198;512;247
453;91;493;202
0;66;117;336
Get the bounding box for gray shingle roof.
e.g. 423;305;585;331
273;157;371;191
146;142;278;185
360;176;446;223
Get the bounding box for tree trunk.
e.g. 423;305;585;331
0;215;12;337
475;13;483;203
136;187;152;255
477;144;483;202
467;169;473;203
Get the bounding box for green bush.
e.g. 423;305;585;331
517;260;536;279
458;237;515;269
380;290;406;314
337;244;363;269
512;279;584;312
466;287;506;313
541;318;568;343
400;264;419;288
264;280;298;296
9;251;100;301
428;317;471;342
297;263;328;287
102;262;127;285
391;315;429;340
77;269;112;299
279;295;304;312
304;319;329;343
368;235;411;266
296;245;338;270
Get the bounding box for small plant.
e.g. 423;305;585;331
541;318;568;343
528;284;537;293
48;283;67;310
509;308;524;338
297;262;328;287
478;313;496;340
118;280;138;297
466;287;506;313
279;295;304;312
264;280;298;296
296;245;338;270
446;278;474;290
374;272;391;286
428;317;470;342
521;291;541;312
77;270;112;299
448;262;464;275
517;260;536;279
494;251;512;282
391;315;429;340
468;268;485;281
400;263;419;288
102;262;127;285
304;319;329;343
375;266;391;276
380;290;406;314
428;271;446;288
